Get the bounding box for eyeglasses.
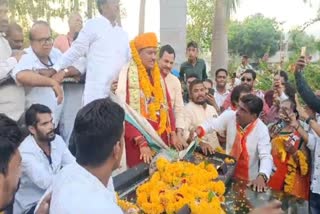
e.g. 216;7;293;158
31;37;53;45
241;77;252;82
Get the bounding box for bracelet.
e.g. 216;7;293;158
258;173;268;183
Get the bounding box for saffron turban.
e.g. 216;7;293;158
134;32;158;51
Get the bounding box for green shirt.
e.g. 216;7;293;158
179;58;207;81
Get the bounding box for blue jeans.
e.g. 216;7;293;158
310;191;320;214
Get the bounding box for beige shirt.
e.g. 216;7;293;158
184;101;220;149
164;73;185;129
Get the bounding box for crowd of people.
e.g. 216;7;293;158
0;0;319;213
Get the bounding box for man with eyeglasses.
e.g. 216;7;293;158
0;0;25;122
222;69;269;119
11;21;84;126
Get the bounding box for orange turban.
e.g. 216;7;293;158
134;32;158;51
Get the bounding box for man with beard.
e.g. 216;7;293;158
13;104;75;214
196;94;273;192
6;23;24;51
184;79;220;155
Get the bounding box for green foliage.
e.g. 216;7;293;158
228;13;282;59
288;29;319;55
187;0;214;51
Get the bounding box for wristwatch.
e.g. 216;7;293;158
258;173;268;183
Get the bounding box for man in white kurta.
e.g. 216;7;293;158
53;1;130;105
0;0;25;121
197;94;272;191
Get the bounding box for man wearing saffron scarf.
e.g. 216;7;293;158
196;94;273;192
116;32;182;168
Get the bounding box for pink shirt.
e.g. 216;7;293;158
54;34;73;53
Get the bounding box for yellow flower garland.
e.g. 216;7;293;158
136;158;226;214
117;193;140;212
272;135;309;194
129;41;169;135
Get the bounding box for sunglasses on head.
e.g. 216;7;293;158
241;77;252;82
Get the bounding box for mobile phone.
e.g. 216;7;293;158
208;88;215;95
301;47;306;57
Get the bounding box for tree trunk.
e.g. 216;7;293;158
87;0;93;19
211;0;228;78
139;0;146;34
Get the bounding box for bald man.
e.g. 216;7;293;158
54;12;83;53
6;23;24;50
11;21;83;126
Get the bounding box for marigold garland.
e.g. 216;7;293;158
129;40;169;135
116;193;140;212
136;158;226;214
296;150;308;176
272;135;309;194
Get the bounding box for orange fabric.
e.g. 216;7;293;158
230;120;258;181
134;32;158;51
269;133;310;200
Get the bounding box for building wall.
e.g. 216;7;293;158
160;0;187;70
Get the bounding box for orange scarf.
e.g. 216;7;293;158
230;119;258;181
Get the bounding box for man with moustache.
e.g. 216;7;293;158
184;79;220;154
158;45;186;150
196;94;273;192
13;104;75;214
6;23;24;51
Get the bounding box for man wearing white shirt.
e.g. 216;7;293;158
12;21;82;126
53;0;130;105
0;0;25;121
213;68;230;110
13;104;75;214
196;94;273;192
50;98;125;214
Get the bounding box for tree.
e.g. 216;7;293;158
288;29;318;55
186;0;214;51
210;0;239;76
228;14;282;59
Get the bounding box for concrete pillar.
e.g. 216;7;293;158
160;0;187;70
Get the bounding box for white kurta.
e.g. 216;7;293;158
200;110;273;180
53;15;130;105
13;135;75;214
0;36;25;121
11;47;63;125
49;163;123;214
